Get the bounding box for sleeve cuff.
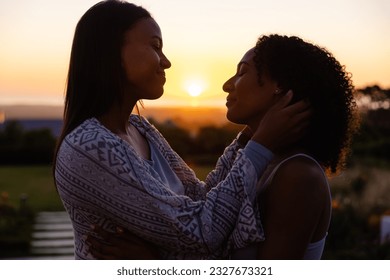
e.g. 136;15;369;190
243;140;274;179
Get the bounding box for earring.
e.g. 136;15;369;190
274;88;281;95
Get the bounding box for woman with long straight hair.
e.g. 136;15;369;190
53;0;309;259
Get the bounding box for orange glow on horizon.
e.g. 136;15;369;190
0;0;389;110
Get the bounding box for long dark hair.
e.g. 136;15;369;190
253;34;359;173
53;0;151;167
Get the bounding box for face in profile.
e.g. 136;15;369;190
121;18;171;100
223;48;279;129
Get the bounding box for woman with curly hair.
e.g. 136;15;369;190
87;34;358;260
224;34;359;259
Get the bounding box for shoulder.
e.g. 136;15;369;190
65;118;119;146
277;155;326;182
130;114;154;131
269;155;329;200
60;118;126;163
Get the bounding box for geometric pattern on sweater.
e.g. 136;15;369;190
54;115;266;259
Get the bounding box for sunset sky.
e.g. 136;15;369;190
0;0;389;108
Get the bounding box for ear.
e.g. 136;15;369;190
274;85;288;95
270;87;284;106
272;81;283;95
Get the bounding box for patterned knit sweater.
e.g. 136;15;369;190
54;115;267;259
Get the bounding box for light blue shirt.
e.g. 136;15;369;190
146;141;185;195
244;140;274;179
146;139;274;198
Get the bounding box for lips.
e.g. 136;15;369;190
158;71;166;84
226;97;236;107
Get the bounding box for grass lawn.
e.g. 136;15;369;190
191;165;214;181
0;165;215;212
2;161;389;259
0;165;64;212
3;162;388;214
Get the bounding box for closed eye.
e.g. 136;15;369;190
153;43;162;50
237;63;248;77
151;37;163;51
237;70;246;77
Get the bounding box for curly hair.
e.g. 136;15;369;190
253;34;359;173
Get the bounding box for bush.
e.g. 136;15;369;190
0;192;35;257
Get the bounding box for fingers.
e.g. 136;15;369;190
90;223;152;247
113;226;151;245
90;249;116;260
86;235;158;259
91;225;112;241
86;225;161;259
270;90;293;111
115;226;124;235
285;107;311;139
292;107;312;124
85;234;112;259
91;224;130;244
90;243;118;260
282;98;311;116
86;233;125;259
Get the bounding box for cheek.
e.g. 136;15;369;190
122;55;138;80
239;91;272;117
123;59;150;84
122;48;151;79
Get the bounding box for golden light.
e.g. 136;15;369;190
0;112;5;124
187;83;203;97
184;79;207;97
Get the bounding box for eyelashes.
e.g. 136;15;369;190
153;44;162;51
237;71;246;77
236;64;248;77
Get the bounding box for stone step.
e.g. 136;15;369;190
32;231;74;239
30;211;74;259
34;212;72;224
33;223;73;231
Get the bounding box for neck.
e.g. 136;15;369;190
98;99;137;135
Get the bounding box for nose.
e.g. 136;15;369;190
161;53;171;69
222;76;234;93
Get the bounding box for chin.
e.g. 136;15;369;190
226;111;236;123
146;89;164;100
226;112;244;125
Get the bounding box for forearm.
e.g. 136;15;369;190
56;139;269;257
204;127;253;191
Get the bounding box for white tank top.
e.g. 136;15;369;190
232;153;331;260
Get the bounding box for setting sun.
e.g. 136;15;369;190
184;79;207;97
0;0;389;108
187;83;203;97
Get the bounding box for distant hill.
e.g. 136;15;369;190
0;104;230;135
138;106;229;130
0;119;63;137
0;104;64;119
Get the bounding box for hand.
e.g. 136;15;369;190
252;90;311;152
85;225;160;259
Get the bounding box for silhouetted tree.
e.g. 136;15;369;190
148;118;195;158
0;121;56;164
